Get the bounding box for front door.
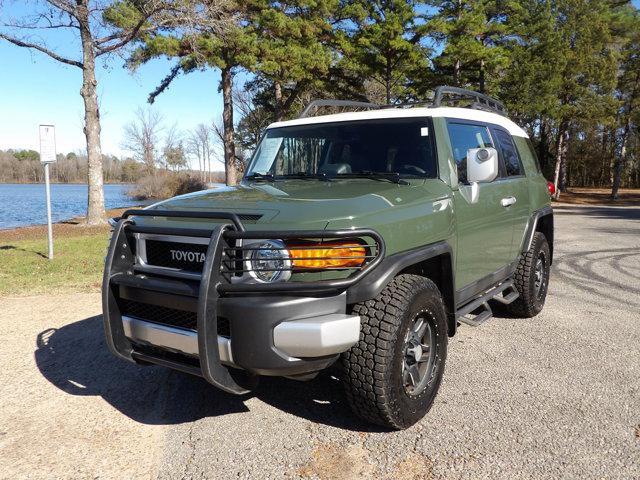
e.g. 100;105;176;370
447;121;515;292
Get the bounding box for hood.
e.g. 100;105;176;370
149;179;441;227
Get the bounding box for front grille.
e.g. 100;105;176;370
121;299;197;330
119;299;231;337
145;239;208;272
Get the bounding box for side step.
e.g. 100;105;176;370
456;280;519;327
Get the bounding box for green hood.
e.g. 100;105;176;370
149;179;444;227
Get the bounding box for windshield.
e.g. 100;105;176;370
245;119;437;179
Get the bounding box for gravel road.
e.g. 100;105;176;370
1;204;638;479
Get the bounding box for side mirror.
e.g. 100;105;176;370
466;147;499;184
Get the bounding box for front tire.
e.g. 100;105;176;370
341;274;448;430
507;232;551;318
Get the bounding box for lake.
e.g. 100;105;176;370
0;184;141;230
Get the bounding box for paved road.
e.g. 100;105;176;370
1;204;638;479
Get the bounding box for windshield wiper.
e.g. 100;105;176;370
245;172;275;182
284;171;332;182
341;171;410;185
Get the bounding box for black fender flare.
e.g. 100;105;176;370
519;205;554;263
347;241;455;308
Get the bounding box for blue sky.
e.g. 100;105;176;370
0;1;229;169
1;0;639;167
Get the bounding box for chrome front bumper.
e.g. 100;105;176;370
122;316;235;364
122;313;361;364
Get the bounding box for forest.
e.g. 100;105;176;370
1;0;639;220
109;0;639;199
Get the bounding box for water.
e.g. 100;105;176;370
0;184;139;229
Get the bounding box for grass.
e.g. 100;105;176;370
0;232;108;296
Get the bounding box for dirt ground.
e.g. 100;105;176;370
554;187;640;206
0;204;639;479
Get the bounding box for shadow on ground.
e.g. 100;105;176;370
0;244;47;258
34;315;380;432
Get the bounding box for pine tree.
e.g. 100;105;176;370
107;1;257;185
338;0;431;104
611;5;640;198
243;0;339;120
427;0;511;93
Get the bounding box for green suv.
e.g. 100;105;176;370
103;87;553;430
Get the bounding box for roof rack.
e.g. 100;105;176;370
299;86;508;119
432;86;507;115
299;99;381;118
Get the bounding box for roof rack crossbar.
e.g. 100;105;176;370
298;87;507;119
299;99;381;118
432;86;507;115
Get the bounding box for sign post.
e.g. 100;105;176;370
39;125;56;260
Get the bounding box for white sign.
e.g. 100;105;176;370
39;125;57;163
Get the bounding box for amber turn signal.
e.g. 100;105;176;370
287;241;367;270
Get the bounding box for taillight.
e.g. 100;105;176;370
547;181;555;197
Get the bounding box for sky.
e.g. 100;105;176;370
0;2;230;169
1;0;639;169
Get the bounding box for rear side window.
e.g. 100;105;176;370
447;123;493;183
494;129;523;176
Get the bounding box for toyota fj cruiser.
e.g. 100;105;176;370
103;87;554;429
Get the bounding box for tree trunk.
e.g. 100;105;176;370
207;144;211;184
221;67;237;185
454;58;461;86
479;59;485;93
611;117;631;200
538;119;548;170
274;81;283;121
385;55;392;105
553;123;568;200
78;4;105;225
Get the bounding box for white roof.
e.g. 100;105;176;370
267;106;529;138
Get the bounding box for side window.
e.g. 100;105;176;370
494;129;523;177
447;122;493;183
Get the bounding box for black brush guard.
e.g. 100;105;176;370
102;209;385;394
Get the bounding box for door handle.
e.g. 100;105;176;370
501;196;517;207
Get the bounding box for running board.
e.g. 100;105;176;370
456;280;518;327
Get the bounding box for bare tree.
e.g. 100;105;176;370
135;0;241;185
122;107;164;173
163;123;187;171
187;132;205;180
193;123;213;183
0;0;170;224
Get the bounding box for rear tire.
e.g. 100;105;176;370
341;274;448;430
507;232;551;318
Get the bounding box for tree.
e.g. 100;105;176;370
109;0;254;186
339;0;431;105
194;123;213;182
163;124;188;171
243;0;339;120
234;84;272;153
0;0;169;224
122;107;164;173
611;5;640;199
496;0;619;198
428;0;511;93
14;150;40;162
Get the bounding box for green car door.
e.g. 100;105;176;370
489;127;531;261
446;120;516;292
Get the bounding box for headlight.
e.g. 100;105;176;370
247;240;291;283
